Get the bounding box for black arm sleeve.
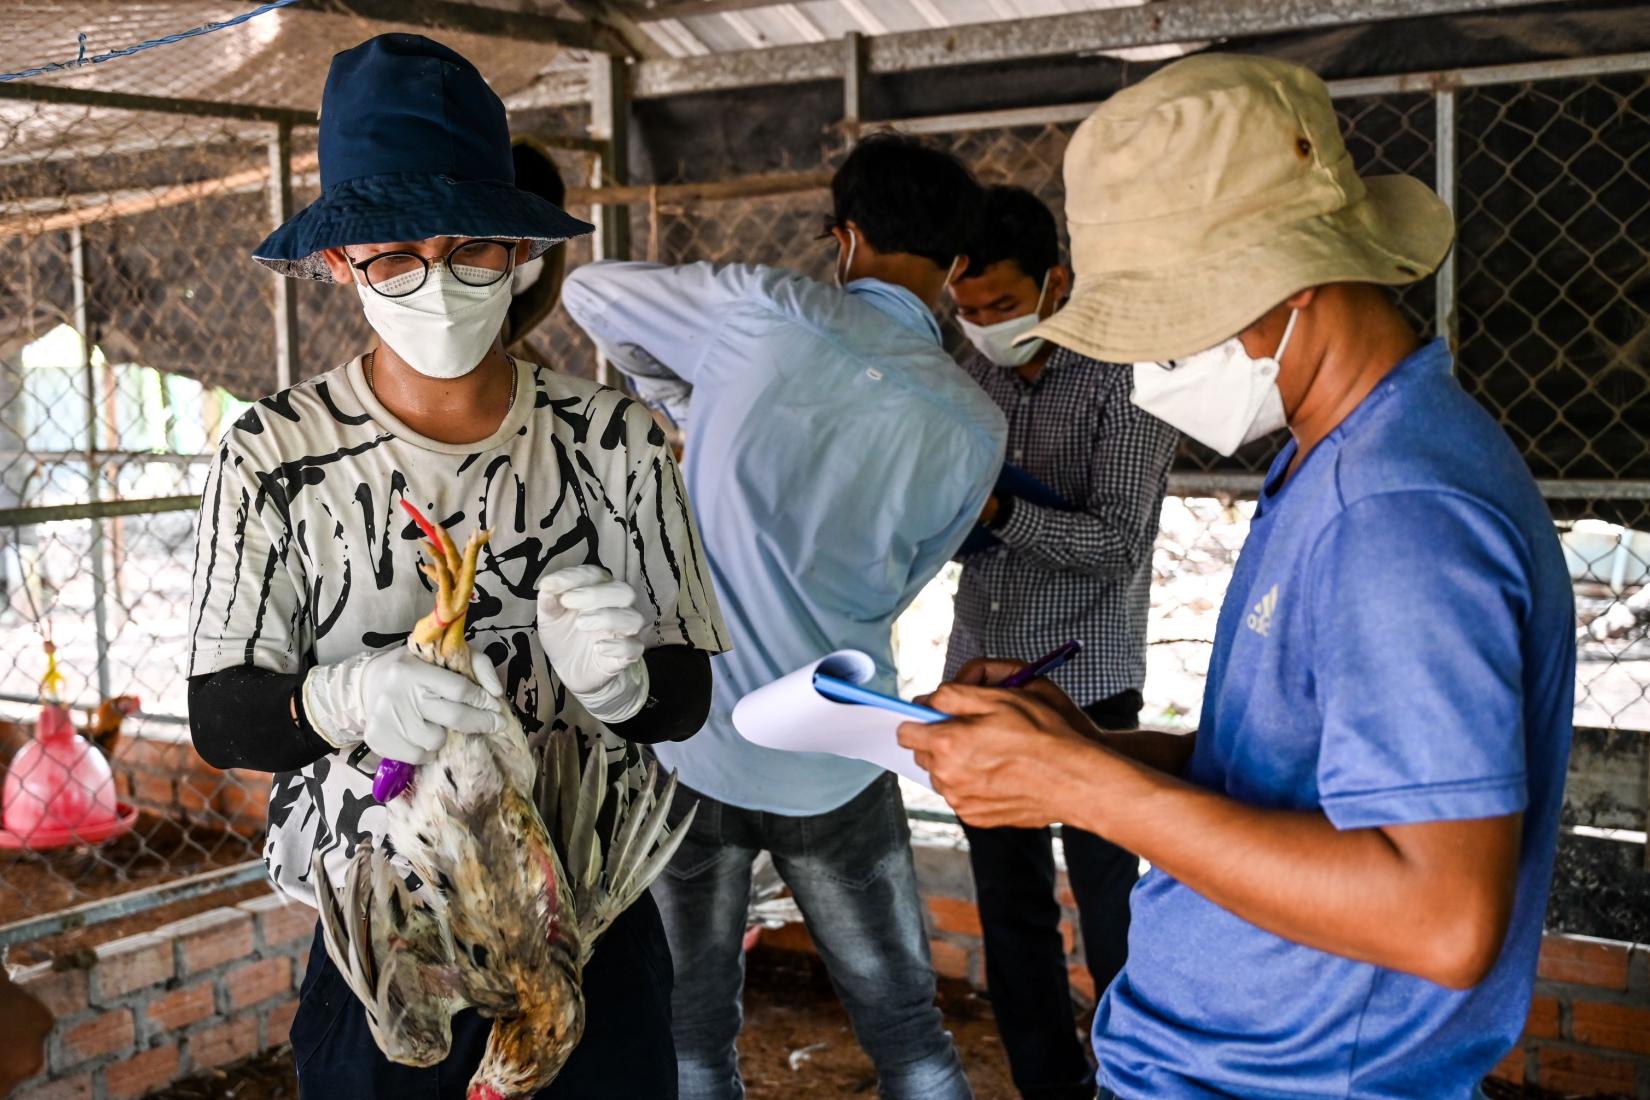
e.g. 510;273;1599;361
187;666;333;773
190;645;712;767
607;645;713;745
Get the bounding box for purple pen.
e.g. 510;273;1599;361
999;640;1084;689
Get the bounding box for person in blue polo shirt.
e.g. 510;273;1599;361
899;54;1575;1100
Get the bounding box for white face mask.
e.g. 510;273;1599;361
355;264;513;380
511;254;545;296
959;272;1052;368
1129;309;1298;456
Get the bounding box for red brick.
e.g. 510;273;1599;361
1537;933;1631;990
1060;919;1077;955
190;1013;259;1069
25;1074;93;1100
164;909;254;976
930;938;972;980
95;933;175;1000
59;1008;135;1066
1068;963;1096;1006
145;982;217;1033
1488;1045;1525;1084
1534;1045;1636;1093
216;770;270;834
105;1044;182;1099
175;770;219;814
264;996;300;1046
1570;999;1650;1056
928;897;982;937
227;957;292;1010
130;770;176;810
18;963;90;1017
1524;994;1560;1040
239;893;313;949
1055;876;1077;911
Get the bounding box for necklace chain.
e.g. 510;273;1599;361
364;349;518;410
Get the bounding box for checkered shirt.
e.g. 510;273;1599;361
944;346;1178;706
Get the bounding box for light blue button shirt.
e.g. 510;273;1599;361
562;262;1006;814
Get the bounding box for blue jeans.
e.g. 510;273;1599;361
651;772;972;1100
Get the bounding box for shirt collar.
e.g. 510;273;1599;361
844;277;942;345
1259;337;1454;504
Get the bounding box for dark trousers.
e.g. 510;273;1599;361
292;891;676;1099
963;691;1143;1100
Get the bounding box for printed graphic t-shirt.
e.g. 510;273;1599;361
1094;340;1576;1099
188;355;727;908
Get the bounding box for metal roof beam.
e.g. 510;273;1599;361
623;0;1574;99
0;81;315;124
555;0;674;57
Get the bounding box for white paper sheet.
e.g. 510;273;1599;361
731;649;933;789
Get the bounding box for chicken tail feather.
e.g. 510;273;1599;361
312;847;461;1068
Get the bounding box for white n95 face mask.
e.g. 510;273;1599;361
1129;309;1298;456
511;254;545;296
356;267;513;380
959;272;1052;368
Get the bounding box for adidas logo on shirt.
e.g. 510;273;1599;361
1246;584;1279;637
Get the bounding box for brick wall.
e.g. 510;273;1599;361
774;836;1650;1099
111;736;270;838
12;892;314;1100
1490;933;1650;1097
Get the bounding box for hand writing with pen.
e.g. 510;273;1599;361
898;650;1123;831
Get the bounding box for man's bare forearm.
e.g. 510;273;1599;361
1055;742;1518;987
1095;728;1196;775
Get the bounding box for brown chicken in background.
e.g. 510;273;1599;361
83;695;140;760
0;695;140;779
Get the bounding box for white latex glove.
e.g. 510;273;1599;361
535;565;651;724
303;646;506;765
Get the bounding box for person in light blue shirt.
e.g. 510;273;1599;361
901;55;1575;1100
562;132;1004;1100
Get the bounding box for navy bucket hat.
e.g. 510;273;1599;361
254;34;593;281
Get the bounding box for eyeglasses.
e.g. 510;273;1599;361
347;238;516;298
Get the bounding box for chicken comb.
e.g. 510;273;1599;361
399;498;443;546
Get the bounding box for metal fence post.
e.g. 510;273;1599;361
843;31;868;135
1433;87;1458;354
589;55;632;388
70;225;112;700
268;122;299;391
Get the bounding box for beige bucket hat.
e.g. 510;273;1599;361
1026;53;1455;364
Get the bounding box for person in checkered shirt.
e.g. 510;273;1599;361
945;185;1178;1100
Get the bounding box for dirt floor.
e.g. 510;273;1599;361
0;812;264;966
138;947;1618;1100
146;947;1019;1099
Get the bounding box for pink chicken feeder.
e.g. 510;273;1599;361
0;645;136;851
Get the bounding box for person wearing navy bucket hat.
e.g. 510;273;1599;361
187;34;728;1099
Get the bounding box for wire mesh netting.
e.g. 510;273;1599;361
0;106;316;929
0;57;1646;940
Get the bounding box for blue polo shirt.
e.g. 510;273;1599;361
1094;339;1575;1099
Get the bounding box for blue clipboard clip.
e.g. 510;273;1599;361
813;673;948;724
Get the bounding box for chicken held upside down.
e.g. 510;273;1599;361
313;503;695;1100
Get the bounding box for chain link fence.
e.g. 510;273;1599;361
0;102;329;950
1;50;1646;947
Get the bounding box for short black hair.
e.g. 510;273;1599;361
960;185;1060;283
829;131;983;268
512;139;567;207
